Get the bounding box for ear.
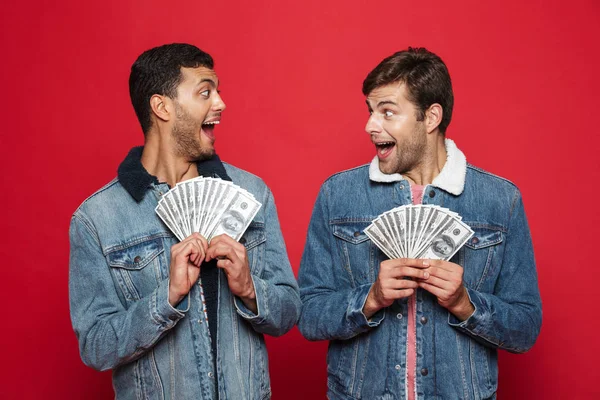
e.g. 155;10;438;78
149;94;172;123
425;103;443;134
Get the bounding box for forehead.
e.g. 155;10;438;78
179;66;219;87
366;82;410;105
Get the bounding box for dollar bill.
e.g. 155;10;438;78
364;223;397;260
208;190;261;241
155;200;185;241
155;177;262;243
416;218;473;260
365;204;473;261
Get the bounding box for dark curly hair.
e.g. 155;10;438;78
129;43;214;134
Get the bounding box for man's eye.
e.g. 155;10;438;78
200;90;210;98
384;110;393;117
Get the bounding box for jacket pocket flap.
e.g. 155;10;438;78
107;238;164;270
332;221;371;244
240;222;266;250
463;226;504;250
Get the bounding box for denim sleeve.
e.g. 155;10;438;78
298;183;385;341
233;188;301;337
448;190;542;353
69;213;186;371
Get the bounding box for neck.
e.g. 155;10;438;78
402;135;447;186
141;129;199;187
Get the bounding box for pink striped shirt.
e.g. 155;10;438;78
407;184;424;400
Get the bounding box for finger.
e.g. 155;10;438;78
205;243;221;261
382;258;430;271
386;278;419;290
183;232;204;244
208;239;246;263
384;265;430;280
198;235;209;254
206;239;230;260
216;258;233;271
210;234;246;252
422;265;455;282
188;241;205;267
171;240;190;257
172;233;202;254
415;274;450;290
418;281;447;298
193;238;207;259
174;242;198;266
387;288;415;299
209;238;246;261
423;259;462;274
206;243;240;264
398;258;430;269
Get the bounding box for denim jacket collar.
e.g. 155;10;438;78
117;146;231;202
368;138;467;195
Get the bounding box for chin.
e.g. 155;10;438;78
193;148;215;162
378;162;397;175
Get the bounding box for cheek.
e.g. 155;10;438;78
187;101;210;118
382;121;405;140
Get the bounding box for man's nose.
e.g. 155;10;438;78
365;114;382;135
212;91;226;112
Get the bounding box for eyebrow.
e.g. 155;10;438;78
196;78;218;88
376;100;397;108
365;99;397;109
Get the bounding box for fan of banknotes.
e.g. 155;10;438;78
364;205;474;261
155;177;261;242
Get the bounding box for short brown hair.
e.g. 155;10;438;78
362;48;454;134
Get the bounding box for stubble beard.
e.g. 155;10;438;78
385;123;428;176
172;103;215;162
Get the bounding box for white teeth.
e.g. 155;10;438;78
203;120;220;125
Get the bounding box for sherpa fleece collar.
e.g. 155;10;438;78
368;138;467;196
117;146;231;202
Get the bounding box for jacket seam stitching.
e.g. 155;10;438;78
466;164;518;188
72;213;101;248
323;164;370;184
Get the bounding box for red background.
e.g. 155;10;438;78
1;0;599;398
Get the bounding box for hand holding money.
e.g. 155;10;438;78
168;233;209;307
363;259;428;319
206;234;257;313
362;205;475;318
417;259;474;321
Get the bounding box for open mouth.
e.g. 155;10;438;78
374;141;395;159
201;119;220;140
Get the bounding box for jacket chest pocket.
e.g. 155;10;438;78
240;222;266;274
332;221;376;286
459;225;504;291
107;238;166;303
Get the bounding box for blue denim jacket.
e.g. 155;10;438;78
69;159;301;400
298;140;542;400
